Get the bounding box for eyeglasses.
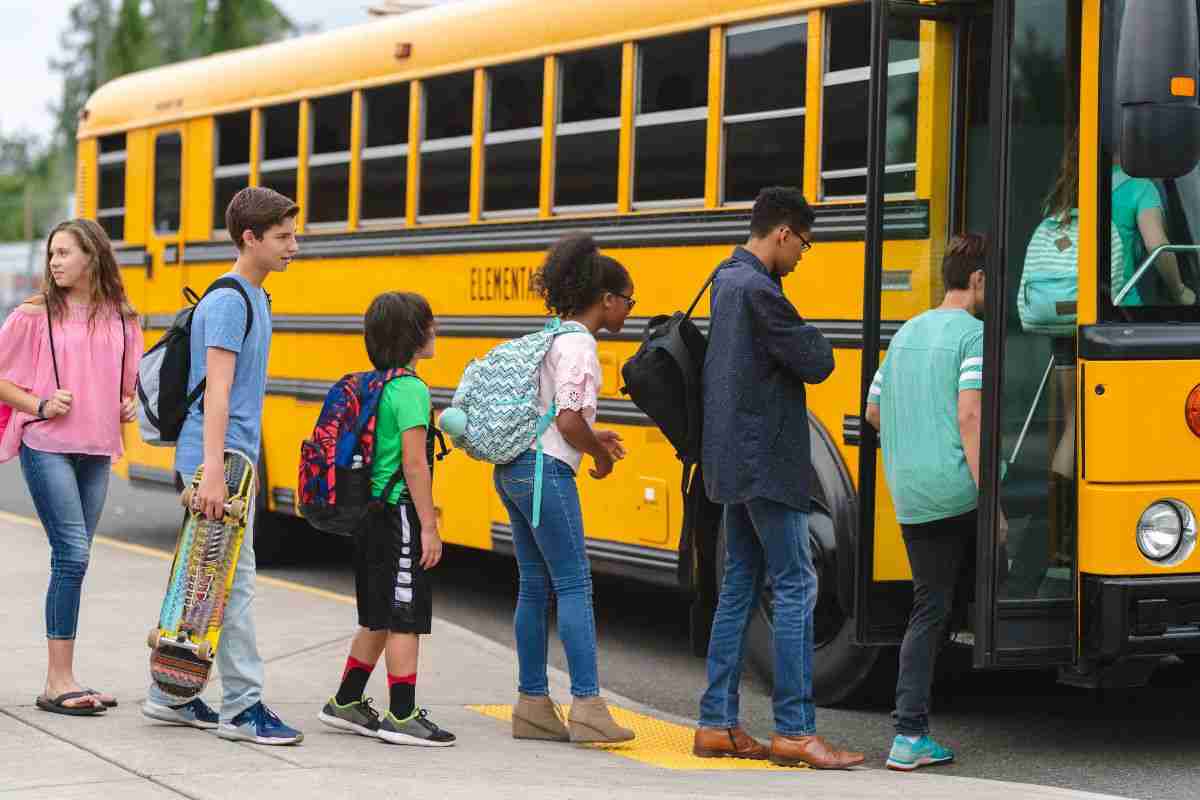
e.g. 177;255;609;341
611;292;637;311
784;226;813;253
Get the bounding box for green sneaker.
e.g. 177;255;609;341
378;708;457;747
317;696;381;738
886;734;955;771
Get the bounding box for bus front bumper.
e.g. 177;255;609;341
1083;574;1200;660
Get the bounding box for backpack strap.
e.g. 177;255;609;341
373;367;445;505
684;264;724;319
531;319;589;527
183;276;257;411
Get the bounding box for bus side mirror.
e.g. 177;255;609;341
1117;0;1200;178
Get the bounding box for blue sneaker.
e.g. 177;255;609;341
142;697;219;730
217;702;304;745
886;734;955;771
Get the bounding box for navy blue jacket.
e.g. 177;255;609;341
701;247;835;511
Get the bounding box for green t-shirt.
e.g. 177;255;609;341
869;309;984;525
370;375;431;505
1111;165;1163;306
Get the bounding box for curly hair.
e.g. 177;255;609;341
532;233;631;318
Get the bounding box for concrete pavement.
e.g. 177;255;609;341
0;511;1129;800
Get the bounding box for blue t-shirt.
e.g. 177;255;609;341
174;272;272;479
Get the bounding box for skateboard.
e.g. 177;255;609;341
148;449;255;699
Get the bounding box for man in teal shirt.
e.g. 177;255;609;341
865;233;995;771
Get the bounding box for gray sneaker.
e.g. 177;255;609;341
378;708;456;747
317;696;381;738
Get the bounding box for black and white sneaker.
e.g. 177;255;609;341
378;708;456;747
318;696;381;738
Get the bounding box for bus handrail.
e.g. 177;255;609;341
1113;243;1200;306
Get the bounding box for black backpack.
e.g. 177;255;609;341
620;266;719;475
135;277;256;446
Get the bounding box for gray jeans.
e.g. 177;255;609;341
894;511;976;736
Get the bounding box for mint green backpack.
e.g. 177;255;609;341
1018;211;1123;336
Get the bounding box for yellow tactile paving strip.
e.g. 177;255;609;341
468;704;804;771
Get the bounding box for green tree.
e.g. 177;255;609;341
198;0;296;55
48;0;114;155
108;0;156;79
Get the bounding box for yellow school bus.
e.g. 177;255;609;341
76;0;1200;703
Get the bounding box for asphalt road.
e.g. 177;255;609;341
3;461;1197;800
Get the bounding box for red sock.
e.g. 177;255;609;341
342;655;375;682
388;673;417;717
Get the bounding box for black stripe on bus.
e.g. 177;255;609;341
145;314;904;349
176;201;930;264
491;523;678;586
265;378;651;427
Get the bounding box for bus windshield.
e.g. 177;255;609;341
1103;0;1200;317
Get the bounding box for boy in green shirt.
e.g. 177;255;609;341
318;292;455;747
865;234;1001;771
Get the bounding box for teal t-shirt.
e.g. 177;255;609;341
370;375;431;505
869;309;984;525
1111;165;1163;306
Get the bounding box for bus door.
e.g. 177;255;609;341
855;0;1078;670
144;127;186;321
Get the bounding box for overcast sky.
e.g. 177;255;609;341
0;1;389;141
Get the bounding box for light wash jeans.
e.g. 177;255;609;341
19;445;111;640
493;451;600;698
146;469;264;723
699;498;817;737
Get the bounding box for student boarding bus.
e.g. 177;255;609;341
75;0;1200;703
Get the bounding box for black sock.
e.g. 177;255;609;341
336;658;373;705
389;675;416;718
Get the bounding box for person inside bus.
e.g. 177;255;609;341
865;233;1002;771
696;187;864;770
1112;159;1196;307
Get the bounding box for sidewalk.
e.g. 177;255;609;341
0;512;1126;800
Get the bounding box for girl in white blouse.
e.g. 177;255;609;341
493;233;636;745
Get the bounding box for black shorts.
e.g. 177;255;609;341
352;503;432;635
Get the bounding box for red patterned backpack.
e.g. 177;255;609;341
298;368;445;534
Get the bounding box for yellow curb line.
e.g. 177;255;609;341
0;510;355;606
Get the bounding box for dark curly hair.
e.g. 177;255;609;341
533;233;631;318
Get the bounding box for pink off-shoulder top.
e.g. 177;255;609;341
0;300;143;462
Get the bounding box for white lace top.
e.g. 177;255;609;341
534;327;601;473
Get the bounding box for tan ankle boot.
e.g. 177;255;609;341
567;696;635;743
512;694;569;741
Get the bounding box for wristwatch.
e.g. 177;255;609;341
36;399;47;419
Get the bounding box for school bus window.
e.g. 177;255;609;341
555;46;621;211
97;133;126;242
213;111;251;232
723;18;807;204
361;83;409;224
484;59;543;217
634;30;708;208
260;102;300;205
419;72;473;220
307;93;353;227
821;6;919;199
153;132;182;234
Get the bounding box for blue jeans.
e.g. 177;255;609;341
19;445;111;640
699;498;817;737
147;470;264;722
493;451;599;698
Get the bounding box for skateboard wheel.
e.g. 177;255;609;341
227;499;245;518
181;488;193;509
196;641;212;660
147;628;159;649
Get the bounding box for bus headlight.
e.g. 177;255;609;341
1136;500;1197;565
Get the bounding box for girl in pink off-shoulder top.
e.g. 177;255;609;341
0;219;143;716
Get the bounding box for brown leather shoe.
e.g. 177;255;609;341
769;734;865;769
693;726;769;760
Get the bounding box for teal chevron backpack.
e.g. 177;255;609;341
449;318;588;526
